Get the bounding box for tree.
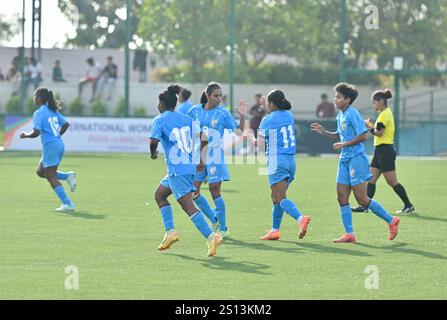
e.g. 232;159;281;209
57;0;142;48
138;0;226;82
0;15;15;43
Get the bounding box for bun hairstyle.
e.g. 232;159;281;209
267;89;292;110
200;82;222;105
159;84;181;110
34;87;61;112
372;88;393;105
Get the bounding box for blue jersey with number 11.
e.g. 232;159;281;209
258;110;296;155
150;111;198;176
32;104;67;146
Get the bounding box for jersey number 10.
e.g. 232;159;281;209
172;126;192;153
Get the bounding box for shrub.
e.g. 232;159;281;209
132;107;147;117
91;100;108;116
5;96;20;114
68;97;85;116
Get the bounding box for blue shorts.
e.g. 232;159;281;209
336;153;373;186
268;154;296;186
194;164;230;184
160;174;196;200
41;140;64;168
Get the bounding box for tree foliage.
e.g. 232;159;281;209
57;0;447;84
57;0;142;48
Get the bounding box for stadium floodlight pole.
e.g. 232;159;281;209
124;0;131;117
19;0;26;114
229;0;236;113
339;0;347;82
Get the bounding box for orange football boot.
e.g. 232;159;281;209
260;230;281;240
333;233;357;243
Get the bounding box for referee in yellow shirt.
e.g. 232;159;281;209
352;89;414;214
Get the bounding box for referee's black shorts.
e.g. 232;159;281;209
370;144;396;172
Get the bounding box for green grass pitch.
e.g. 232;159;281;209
1;152;446;299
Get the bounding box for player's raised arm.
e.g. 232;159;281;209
235;99;248;134
310;123;339;140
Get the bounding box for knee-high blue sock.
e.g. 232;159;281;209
53;185;72;205
160;205;174;232
194;194;218;223
368;199;393;223
57;171;69;180
340;204;354;234
191;211;213;239
213;196;227;231
272;204;284;230
279;199;303;222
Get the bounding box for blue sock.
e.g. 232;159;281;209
160;205;174;232
279;199;302;221
53;185;72;205
191;211;213;239
368;199;393;223
340;204;354;234
57;171;69;180
194;194;218;223
272;204;284;230
213;196;227;231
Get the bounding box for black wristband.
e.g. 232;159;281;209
369;128;375;135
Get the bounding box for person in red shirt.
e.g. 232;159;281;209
316;93;336;118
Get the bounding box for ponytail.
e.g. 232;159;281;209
34;87;61;112
267;89;292;110
372;88;393;105
200;91;208;105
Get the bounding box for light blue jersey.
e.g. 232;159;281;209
258;110;297;155
187;104;238;165
335;106;372;186
177;101;193;115
336;106;368;160
150;111;199;176
258;110;297;186
32;104;67;146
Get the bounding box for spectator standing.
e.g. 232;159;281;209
316;93;336;118
98;56;118;101
249;93;266;138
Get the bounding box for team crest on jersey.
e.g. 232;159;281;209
211;119;218;127
209;166;217;175
341;122;347;131
350;168;355;178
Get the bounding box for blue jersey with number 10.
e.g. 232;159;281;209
32;104;67;146
150;111;198;176
258;110;297;155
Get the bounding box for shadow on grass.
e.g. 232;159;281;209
168;253;272;275
403;212;447;223
225;238;372;257
60;211;106;220
355;242;447;260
